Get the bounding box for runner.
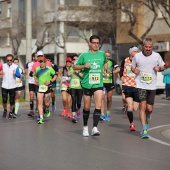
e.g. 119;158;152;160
131;38;165;138
69;54;83;123
34;56;57;124
0;54;21;119
120;46;139;131
13;58;24;118
25;52;38;116
58;57;72;118
100;51;120;122
46;56;59;111
73;35;108;137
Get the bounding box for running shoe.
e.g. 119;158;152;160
105;114;111;122
141;129;149;139
52;105;56;111
8;113;13;120
91;127;100;136
72;116;77;123
83;126;89;137
130;122;136;131
45;110;51;117
27;111;34;117
13;113;17;119
38;118;44;124
2;110;7;118
36;116;40;121
76;111;81;119
62;109;67;117
100;114;105;121
67;112;71;118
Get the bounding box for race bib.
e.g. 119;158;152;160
70;79;80;87
60;84;68;91
39;85;48;92
16;78;22;86
62;76;70;83
89;73;100;84
140;72;153;83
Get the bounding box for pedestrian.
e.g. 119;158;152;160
25;52;38;116
0;54;21;119
69;54;83;123
162;62;170;100
73;35;108;137
100;50;120;122
131;38;165;138
34;56;57;124
120;46;139;131
13;58;24;118
58;57;72;118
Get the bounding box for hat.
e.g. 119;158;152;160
37;51;43;56
66;57;72;63
39;56;46;61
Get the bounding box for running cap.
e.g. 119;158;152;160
129;46;138;54
66;57;72;63
39;56;46;61
37;51;43;56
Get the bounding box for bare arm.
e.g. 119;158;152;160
73;63;91;70
113;67;120;74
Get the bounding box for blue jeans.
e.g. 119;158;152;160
165;84;170;97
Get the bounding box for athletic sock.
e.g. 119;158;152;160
127;111;133;123
83;109;90;126
14;102;20;114
30;100;34;110
93;108;101;127
106;110;110;114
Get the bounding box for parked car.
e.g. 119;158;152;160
115;72;165;94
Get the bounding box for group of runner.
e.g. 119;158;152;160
0;35;165;139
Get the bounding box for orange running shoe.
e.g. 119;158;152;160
67;112;71;118
62;109;67;117
130;122;136;131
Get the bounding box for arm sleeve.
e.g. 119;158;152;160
15;67;21;78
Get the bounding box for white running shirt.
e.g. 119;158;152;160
132;51;165;90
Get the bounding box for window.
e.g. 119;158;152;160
7;2;11;17
65;0;78;5
157;1;169;19
121;3;133;22
66;25;79;38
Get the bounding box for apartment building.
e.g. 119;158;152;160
0;0;113;68
116;0;170;62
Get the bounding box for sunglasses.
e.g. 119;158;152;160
7;60;12;62
39;60;45;63
38;55;43;57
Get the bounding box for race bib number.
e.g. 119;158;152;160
70;79;80;87
60;84;68;91
62;76;70;83
39;85;48;92
89;73;100;84
140;72;153;83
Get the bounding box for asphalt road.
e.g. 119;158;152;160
0;94;170;170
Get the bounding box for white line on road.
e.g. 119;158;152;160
148;124;170;147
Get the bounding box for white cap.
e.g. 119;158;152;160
37;51;43;56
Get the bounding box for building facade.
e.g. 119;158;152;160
0;0;114;68
116;0;170;63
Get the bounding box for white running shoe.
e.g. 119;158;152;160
91;127;100;136
82;126;89;137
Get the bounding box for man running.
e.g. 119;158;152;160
1;54;21;119
131;38;165;138
25;52;38;116
73;35;108;137
34;56;57;124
